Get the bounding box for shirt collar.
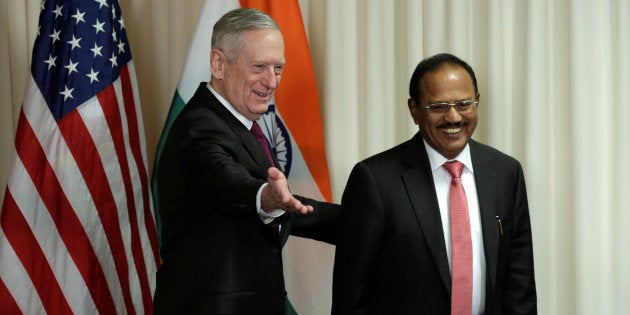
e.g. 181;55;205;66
206;82;253;129
423;139;474;174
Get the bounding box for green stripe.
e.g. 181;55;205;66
285;299;298;315
150;91;188;247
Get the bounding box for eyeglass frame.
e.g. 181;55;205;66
417;96;479;114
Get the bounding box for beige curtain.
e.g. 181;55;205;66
2;0;629;314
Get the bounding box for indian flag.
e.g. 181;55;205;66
150;0;335;314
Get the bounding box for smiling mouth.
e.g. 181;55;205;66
440;122;467;134
254;91;269;98
443;126;463;134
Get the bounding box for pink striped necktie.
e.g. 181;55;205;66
250;122;275;167
444;161;473;315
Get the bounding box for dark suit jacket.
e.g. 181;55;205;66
154;83;339;315
332;133;536;315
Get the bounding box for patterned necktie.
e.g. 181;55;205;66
250;122;275;167
443;161;473;315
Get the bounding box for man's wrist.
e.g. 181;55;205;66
256;183;285;223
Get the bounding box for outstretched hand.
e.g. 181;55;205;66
261;167;314;214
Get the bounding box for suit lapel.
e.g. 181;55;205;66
200;85;274;175
469;140;500;291
196;84;285;244
401;137;503;294
402;134;451;292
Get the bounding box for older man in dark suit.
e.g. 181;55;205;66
332;53;536;315
154;8;338;315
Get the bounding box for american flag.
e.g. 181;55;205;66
0;0;159;314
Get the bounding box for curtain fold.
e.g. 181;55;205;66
2;0;629;313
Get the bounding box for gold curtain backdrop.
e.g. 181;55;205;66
2;1;629;314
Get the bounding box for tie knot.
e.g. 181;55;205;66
443;160;464;178
250;122;264;138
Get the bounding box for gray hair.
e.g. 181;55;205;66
212;8;280;62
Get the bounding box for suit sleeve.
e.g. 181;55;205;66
289;197;340;245
178;109;265;217
502;163;537;314
332;162;384;315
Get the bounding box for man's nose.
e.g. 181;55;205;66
261;67;279;89
444;105;463;122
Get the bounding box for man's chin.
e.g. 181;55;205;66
255;104;270;114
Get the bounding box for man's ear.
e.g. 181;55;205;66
408;98;421;125
210;49;225;79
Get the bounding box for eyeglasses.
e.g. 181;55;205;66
420;98;478;114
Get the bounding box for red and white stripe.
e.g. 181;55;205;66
0;62;158;315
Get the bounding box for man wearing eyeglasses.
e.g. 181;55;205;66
332;53;537;314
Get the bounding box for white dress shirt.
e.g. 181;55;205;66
207;83;284;223
424;140;486;315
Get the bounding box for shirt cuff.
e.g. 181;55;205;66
256;183;286;224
